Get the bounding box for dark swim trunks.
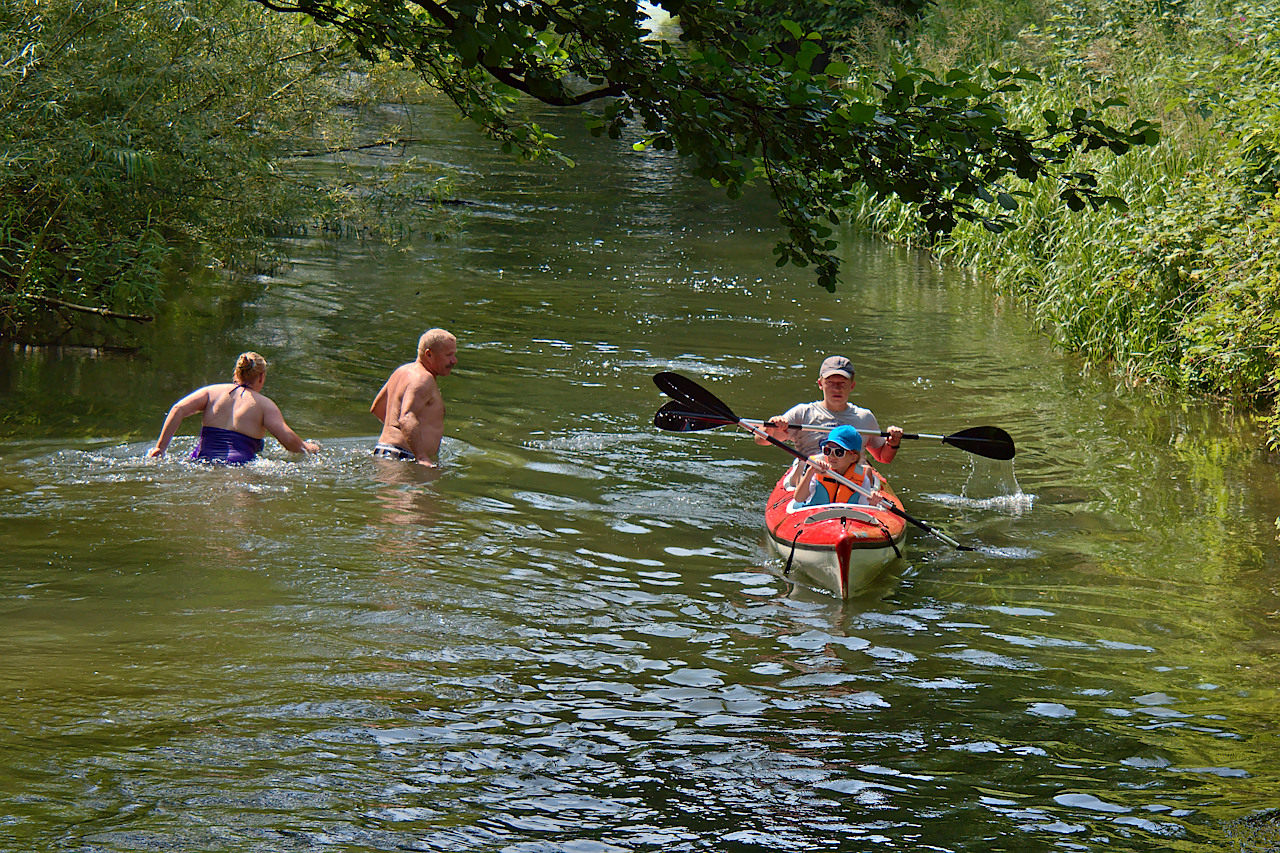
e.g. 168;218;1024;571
191;425;265;464
373;442;416;462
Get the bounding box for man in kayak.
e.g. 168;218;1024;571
790;426;884;509
756;355;903;486
371;328;457;467
147;352;320;463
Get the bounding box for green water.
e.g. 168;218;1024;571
2;100;1279;852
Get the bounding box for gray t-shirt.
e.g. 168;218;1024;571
780;401;884;459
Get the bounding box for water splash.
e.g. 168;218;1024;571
921;458;1039;557
929;492;1037;515
963;457;1029;506
925;457;1035;516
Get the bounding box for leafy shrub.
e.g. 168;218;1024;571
0;0;447;344
850;0;1280;447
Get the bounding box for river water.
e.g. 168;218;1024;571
3;100;1279;852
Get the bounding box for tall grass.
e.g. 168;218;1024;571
853;0;1280;447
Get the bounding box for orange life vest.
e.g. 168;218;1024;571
812;465;880;506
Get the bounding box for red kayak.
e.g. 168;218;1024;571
764;470;908;597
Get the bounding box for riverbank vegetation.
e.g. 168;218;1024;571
850;0;1280;448
0;0;449;344
260;0;1153;288
4;0;1151;346
8;0;1270;451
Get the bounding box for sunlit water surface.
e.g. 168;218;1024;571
3;100;1279;852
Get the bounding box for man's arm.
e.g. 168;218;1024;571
754;415;799;446
370;380;390;423
397;376;441;465
866;425;903;464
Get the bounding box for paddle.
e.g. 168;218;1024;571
654;402;1015;460
653;372;976;552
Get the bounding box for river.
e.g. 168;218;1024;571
2;98;1279;852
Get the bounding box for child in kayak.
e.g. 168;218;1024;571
791;425;884;508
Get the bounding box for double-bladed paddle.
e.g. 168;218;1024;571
652;371;976;552
654;402;1015;460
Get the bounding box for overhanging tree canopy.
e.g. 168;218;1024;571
254;0;1160;289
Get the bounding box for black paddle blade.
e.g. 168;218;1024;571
653;401;734;432
652;372;740;423
943;426;1016;460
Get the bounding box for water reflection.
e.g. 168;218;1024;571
371;445;445;537
4;352;1275;851
2;95;1279;852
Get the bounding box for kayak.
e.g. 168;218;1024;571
764;470;907;598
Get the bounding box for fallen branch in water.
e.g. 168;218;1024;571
286;139;432;158
32;295;154;323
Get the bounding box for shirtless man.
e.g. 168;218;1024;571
371;329;458;467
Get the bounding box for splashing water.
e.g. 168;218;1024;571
925;458;1035;515
924;458;1038;557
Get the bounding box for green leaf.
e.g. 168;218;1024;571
842;102;877;123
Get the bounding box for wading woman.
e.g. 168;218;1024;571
147;352;320;463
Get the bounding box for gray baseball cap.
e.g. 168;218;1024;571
818;356;854;379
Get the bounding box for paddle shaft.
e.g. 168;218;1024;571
732;419;971;551
660;406;1014;459
744;418;942;441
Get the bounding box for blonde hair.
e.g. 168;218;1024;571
233;351;267;385
417;328;456;360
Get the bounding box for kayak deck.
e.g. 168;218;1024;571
764;471;907;597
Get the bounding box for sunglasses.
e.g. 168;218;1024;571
821;444;856;458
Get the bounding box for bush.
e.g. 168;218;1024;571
0;0;448;344
848;0;1280;447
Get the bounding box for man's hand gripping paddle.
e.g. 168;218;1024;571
654;403;1015;461
652;371;978;552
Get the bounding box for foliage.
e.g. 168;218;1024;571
0;0;1160;345
851;0;1280;447
732;0;933;59
1176;196;1280;433
0;0;447;344
253;0;1157;291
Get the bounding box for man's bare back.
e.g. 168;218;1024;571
371;330;457;467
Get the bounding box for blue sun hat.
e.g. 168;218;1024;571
821;425;863;454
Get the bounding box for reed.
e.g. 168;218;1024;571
851;0;1280;446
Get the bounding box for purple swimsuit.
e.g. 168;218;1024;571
191;425;264;464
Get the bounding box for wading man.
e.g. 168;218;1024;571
371;329;458;468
